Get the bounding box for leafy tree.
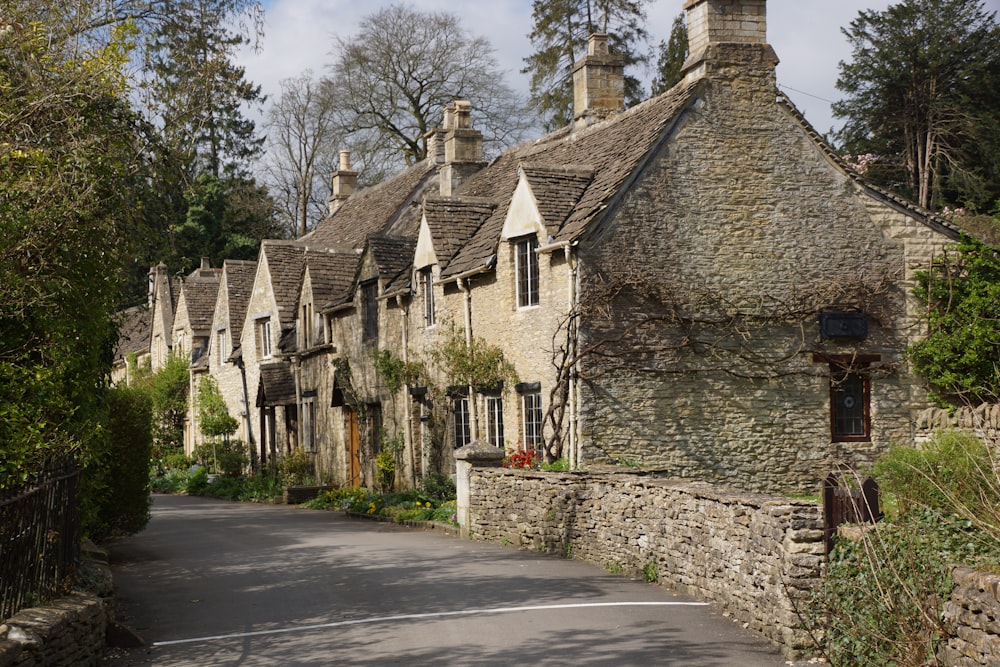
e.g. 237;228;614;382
650;14;687;96
834;0;1000;211
0;17;147;487
523;0;653;130
909;235;1000;404
325;4;531;172
263;72;341;237
198;375;239;441
139;355;191;453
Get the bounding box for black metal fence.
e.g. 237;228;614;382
0;461;82;620
822;472;883;554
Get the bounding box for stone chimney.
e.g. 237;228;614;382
327;150;358;215
681;0;778;83
572;33;625;126
438;100;484;196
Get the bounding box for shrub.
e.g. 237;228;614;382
193;439;249;477
185;466;209;495
420;472;456;500
278;448;314;486
504;449;538;469
82;386;153;541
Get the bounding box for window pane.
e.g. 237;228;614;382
522;392;542;447
486;397;504;447
423;268;435;327
833;372;866;437
516;237;539;308
454;398;470;448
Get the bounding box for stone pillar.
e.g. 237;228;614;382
454;441;505;540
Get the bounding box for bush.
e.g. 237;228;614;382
811;509;997;666
150;467;189;494
420;472;456;500
185;466;209;495
278;448;314;486
82;387;153;541
193;439;249;477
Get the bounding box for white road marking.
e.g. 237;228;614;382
152;601;709;647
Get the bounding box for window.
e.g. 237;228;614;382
831;369;870;441
302;396;316;453
454;397;471;448
485;396;504;448
515;235;539;308
301;302;313;348
216;329;227;365
421;267;435;327
367;402;383;454
257;317;272;359
361;280;378;342
522;391;543;448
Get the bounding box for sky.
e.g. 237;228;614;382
240;0;1000;138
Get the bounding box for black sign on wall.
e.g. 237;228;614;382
819;312;868;340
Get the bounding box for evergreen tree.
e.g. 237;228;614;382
523;0;653;130
834;0;1000;212
650;14;688;97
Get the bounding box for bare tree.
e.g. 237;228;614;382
325;4;533;171
263;72;341;238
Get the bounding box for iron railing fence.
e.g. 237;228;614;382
0;460;82;620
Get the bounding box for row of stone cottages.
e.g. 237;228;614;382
112;0;962;496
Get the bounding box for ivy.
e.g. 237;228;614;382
430;323;519;392
909;234;1000;404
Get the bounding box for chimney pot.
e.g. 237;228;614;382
572;33;625;126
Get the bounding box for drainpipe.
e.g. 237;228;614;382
396;294;415;483
566;244;580;470
457;277;478;441
236;355;256;468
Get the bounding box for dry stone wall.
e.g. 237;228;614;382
0;593;107;667
466;467;824;656
938;568;1000;666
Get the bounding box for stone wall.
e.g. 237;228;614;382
915;404;1000;444
938;568;1000;666
465;467;824;656
0;594;107;667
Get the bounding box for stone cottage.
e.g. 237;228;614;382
124;0;962;495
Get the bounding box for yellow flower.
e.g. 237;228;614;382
426;502;432;508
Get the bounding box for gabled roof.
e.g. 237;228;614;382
177;270;221;333
260;241;307;325
304;249;360;309
304;160;437;249
221;260;257;333
520;164;594;237
113;305;151;363
257;362;296;407
441;79;702;279
370;236;417;297
421;196;496;269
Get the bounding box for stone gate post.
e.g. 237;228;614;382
454;441;505;539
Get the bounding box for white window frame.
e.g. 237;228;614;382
485;396;504;448
522;391;543;448
422;267;436;328
515;235;539;308
257;317;272;359
454;397;471;448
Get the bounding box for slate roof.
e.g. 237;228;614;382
520;164;595;238
304;249;360;309
178;269;221;333
260;241;307;326
113;305;151;363
221;260;257;334
422;196;496;267
370;236;417;297
305;160;437;249
440;79;702;279
257;362;297;406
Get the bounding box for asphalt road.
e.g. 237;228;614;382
104;494;794;666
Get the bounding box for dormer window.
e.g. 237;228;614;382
421;267;435;327
257;317;272;359
515;235;539;308
361;280;378;343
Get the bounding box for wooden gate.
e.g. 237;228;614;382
822;473;883;554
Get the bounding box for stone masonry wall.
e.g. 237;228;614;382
938;568;1000;666
466;467;824;656
914;403;1000;445
0;593;107;667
